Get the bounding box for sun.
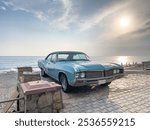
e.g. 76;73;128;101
119;17;130;28
116;15;134;33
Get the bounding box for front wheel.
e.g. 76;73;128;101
60;74;71;92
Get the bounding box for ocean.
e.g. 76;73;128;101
0;56;149;73
0;56;44;73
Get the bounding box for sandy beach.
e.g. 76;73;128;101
0;72;17;99
0;71;18;112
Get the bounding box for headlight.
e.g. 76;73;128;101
80;72;85;78
75;72;85;78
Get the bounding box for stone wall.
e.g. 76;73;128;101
18;86;63;113
22;72;41;83
17;67;32;82
17;67;63;113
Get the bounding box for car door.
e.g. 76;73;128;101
47;53;57;79
44;54;52;76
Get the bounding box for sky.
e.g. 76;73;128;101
0;0;150;56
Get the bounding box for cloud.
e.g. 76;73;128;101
78;4;126;31
2;0;128;31
118;19;150;39
2;0;150;38
144;20;150;26
1;0;150;56
0;6;6;10
52;0;75;30
2;0;75;30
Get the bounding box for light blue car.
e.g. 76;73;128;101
38;51;124;92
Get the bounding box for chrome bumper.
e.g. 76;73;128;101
72;73;124;87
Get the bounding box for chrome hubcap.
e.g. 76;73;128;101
61;77;67;90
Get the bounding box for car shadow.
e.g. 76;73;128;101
62;84;110;99
70;84;108;93
62;84;124;113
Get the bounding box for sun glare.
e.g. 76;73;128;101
119;17;129;28
117;56;128;65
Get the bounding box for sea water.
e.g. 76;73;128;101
0;56;44;73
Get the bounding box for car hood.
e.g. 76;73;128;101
65;61;121;72
103;62;123;70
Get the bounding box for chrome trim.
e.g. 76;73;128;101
80;70;104;72
76;73;124;81
71;73;124;86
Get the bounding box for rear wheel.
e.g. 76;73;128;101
60;74;71;92
41;68;48;77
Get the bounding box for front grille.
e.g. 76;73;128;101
105;69;114;77
86;71;104;79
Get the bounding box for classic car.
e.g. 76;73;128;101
38;51;124;92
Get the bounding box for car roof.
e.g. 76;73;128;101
51;51;85;54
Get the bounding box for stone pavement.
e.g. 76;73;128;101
58;73;150;113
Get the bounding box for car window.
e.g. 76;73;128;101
49;52;90;62
58;54;69;61
73;54;88;60
51;54;57;62
46;54;52;61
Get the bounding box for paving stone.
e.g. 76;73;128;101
57;74;150;113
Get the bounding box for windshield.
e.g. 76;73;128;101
57;52;90;62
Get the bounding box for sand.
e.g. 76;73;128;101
0;71;17;98
0;71;17;112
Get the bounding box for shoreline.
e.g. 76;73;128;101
0;67;40;74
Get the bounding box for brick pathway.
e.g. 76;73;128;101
60;73;150;113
